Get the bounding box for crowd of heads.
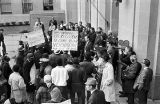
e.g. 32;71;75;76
0;17;152;104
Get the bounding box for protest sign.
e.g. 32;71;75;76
4;34;27;53
42;99;71;104
27;29;45;47
52;31;78;51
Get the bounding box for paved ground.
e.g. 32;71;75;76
2;26;160;104
113;83;160;104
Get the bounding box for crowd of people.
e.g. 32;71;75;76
0;17;153;104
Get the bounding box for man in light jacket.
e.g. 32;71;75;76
133;59;153;104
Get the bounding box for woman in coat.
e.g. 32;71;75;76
100;51;116;104
8;64;26;104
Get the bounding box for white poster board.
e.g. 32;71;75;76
52;31;78;51
4;34;28;53
42;99;71;104
27;29;45;47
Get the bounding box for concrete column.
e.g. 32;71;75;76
66;0;78;23
91;0;98;30
11;0;22;14
98;0;107;32
85;0;90;24
77;0;90;25
110;0;119;33
148;0;160;100
118;0;135;45
60;0;67;22
133;0;151;62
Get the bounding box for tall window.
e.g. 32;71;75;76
22;0;33;14
43;0;53;10
0;0;12;14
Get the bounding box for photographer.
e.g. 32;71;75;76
122;55;141;104
119;46;135;97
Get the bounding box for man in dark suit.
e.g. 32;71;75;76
68;58;86;104
134;59;153;104
23;53;35;104
16;48;25;76
84;36;93;55
123;55;142;104
78;21;84;33
85;78;106;104
2;56;12;99
94;27;107;47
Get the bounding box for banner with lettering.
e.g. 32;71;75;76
52;31;78;51
27;29;45;47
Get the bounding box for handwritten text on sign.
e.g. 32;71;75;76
52;31;78;51
28;29;45;47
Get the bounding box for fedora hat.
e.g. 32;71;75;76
54;50;61;55
85;78;97;85
39;53;49;62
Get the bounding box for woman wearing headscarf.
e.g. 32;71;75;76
36;75;54;104
47;87;64;103
8;64;26;104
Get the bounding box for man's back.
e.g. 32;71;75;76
69;65;86;84
51;66;68;86
135;67;153;91
80;61;96;78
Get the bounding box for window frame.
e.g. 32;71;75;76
0;0;12;14
22;0;33;14
43;0;54;11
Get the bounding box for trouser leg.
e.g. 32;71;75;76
77;89;85;104
128;93;134;104
70;90;75;104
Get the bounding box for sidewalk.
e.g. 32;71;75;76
114;82;160;104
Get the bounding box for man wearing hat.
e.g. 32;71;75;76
85;78;106;104
39;53;52;76
134;59;153;104
49;50;61;68
15;47;25;76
